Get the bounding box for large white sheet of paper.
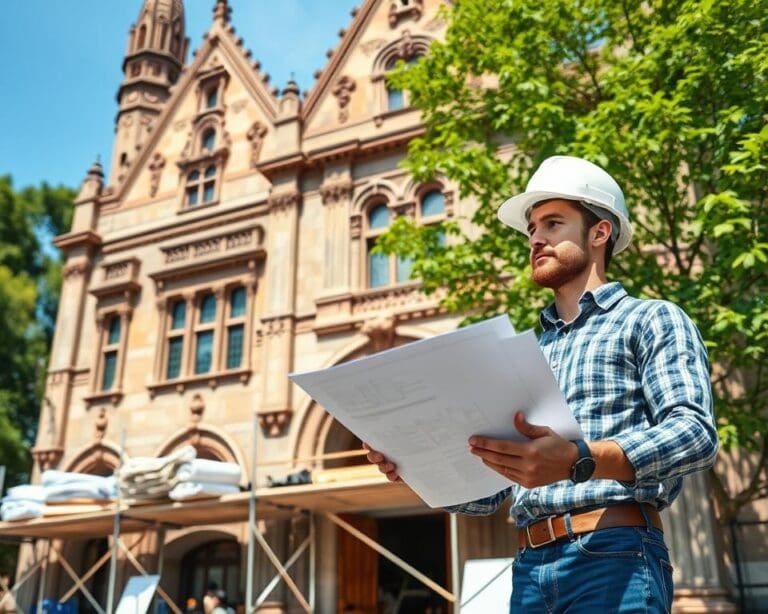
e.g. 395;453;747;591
289;315;583;508
115;574;160;614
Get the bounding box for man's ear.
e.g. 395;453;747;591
592;220;612;247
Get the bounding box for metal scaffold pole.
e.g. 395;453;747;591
106;429;126;614
450;512;461;613
246;416;258;613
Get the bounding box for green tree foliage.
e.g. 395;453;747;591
378;0;768;521
0;176;74;484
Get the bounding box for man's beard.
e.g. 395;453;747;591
531;245;590;289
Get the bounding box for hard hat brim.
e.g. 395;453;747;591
497;190;632;254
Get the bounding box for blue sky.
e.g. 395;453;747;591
0;0;359;191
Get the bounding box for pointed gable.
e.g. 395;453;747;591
107;18;281;215
302;0;448;137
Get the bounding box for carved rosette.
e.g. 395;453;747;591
148;152;166;197
320;181;353;206
247;121;268;168
258;410;293;438
267;191;301;215
31;447;64;472
331;76;356;123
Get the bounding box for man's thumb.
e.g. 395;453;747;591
515;411;549;439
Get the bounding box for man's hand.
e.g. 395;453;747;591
362;442;402;483
468;412;579;488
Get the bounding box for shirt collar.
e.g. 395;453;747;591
540;282;628;329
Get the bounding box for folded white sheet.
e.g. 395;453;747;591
1;500;44;521
119;445;196;480
4;484;46;502
41;470;116;488
168;481;240;501
174;459;241;485
44;477;117;502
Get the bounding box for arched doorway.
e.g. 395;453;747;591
179;540;241;608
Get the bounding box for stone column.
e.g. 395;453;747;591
258;189;301;441
319;176;353;292
664;471;736;612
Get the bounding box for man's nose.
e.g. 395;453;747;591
529;230;547;248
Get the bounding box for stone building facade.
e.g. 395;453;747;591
13;0;758;612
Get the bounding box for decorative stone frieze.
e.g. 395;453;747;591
267;191;301;215
159;227;264;266
320;181;353;205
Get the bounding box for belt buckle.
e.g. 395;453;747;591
527;515;557;549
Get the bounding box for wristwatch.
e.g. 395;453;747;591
570;439;596;483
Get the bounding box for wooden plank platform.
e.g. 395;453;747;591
0;477;425;541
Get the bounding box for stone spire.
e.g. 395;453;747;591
213;0;232;25
109;0;189;185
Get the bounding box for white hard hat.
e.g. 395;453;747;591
497;155;633;254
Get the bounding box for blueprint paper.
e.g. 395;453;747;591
289;315;583;507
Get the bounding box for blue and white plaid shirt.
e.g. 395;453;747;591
448;282;719;527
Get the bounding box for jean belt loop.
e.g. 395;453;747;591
564;511;575;540
638;503;653;531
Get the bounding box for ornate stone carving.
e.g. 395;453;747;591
247;121;268;168
148;152;165;197
393;202;416;218
94;407;108;441
31;447;64;472
104;261;130;280
161;228;260;264
389;1;423;28
63;260;91;279
258;410;293;438
397;30;417;58
263;317;289;338
267;191;300;215
190;393;205;425
350;214;362;239
361;314;397;352
320;181;353;205
332;76;356;123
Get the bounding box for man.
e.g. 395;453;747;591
366;156;718;612
203;588;233;614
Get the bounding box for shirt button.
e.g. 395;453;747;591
551;362;558;369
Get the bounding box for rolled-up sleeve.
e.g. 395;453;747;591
611;302;718;486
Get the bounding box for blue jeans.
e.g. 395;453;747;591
510;526;673;613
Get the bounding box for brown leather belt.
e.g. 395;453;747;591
517;503;662;550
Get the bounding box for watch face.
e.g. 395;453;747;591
573;457;596;483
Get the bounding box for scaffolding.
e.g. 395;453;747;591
0;438;463;613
